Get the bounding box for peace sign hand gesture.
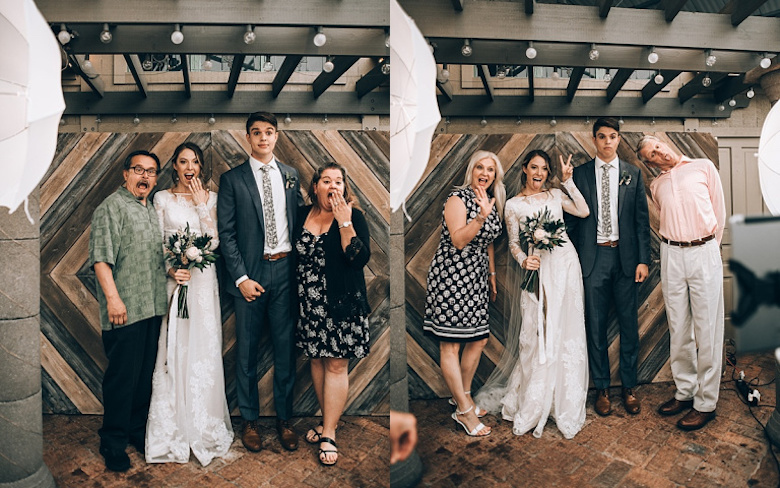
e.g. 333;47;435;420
559;154;574;182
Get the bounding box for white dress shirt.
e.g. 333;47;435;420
595;156;619;243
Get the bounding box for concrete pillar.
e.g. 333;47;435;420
389;209;408;411
0;191;56;488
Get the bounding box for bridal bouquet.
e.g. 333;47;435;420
517;207;566;294
164;223;218;318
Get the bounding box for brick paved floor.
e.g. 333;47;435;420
411;352;780;487
43;415;388;488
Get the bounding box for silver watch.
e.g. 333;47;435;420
339;221;353;229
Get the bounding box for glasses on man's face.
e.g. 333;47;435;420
129;166;158;177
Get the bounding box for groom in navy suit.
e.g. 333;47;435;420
218;111;303;452
566;117;650;417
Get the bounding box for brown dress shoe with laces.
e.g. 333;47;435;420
677;408;716;431
277;419;299;451
595;389;611;416
657;397;694;416
622;388;641;415
242;420;262;452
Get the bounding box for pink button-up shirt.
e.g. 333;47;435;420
649;157;726;244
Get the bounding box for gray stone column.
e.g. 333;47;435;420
389;209;408;411
0;191;56;488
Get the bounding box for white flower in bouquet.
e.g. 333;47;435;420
533;228;547;241
185;246;201;261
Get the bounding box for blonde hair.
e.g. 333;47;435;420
635;135;661;164
458;150;506;219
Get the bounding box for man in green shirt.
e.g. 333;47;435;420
89;150;167;472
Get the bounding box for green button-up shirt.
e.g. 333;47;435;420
89;186;168;330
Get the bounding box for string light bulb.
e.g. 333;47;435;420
760;53;772;69
705;49;717;67
203;57;213;71
264;60;274;71
549;117;557;127
718;104;725;111
323;114;329;124
170;24;184;45
313;27;327;47
208;114;216;125
604;71;612;82
461;39;473;57
243;25;256;45
747;87;755;99
323;57;334;73
171;114;178;124
516;117;522;125
551;67;560;80
284;114;292;125
381;61;390;75
650;117;656;126
99;23;112;44
133;115;141;125
729;98;737;107
480;117;487;127
647;46;658;64
437;66;450;83
654;71;664;84
618;117;625;126
57;24;72;45
588;44;600;61
702;74;712;87
526;41;537;60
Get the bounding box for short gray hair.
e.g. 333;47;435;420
635;135;661;163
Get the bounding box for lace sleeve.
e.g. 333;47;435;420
195;191;219;248
560;179;590;218
505;202;527;265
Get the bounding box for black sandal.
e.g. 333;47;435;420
306;423;323;444
318;437;338;466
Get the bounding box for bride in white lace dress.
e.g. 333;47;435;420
477;150;590;439
146;143;233;465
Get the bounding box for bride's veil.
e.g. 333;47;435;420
474;245;527;414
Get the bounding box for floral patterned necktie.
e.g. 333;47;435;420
601;164;612;236
259;165;278;249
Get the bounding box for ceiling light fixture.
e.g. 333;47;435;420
647;46;658;64
526;41;537;60
57;24;72;45
702;73;712;87
244;25;256;45
588;43;600;61
170;24;184;45
313;26;327;47
760;53;772;69
747;87;755;99
654;71;664;84
99;23;112;44
705;49;717;67
461;39;473;57
323;56;335;73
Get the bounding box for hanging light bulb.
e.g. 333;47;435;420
95;115;101;124
604;70;612;82
284;114;292;125
381;62;390;76
264;60;274;71
647;46;658;64
59;118;66;126
133;115;141;125
323;57;335;73
57;24;72;45
203;57;213;71
323;114;329;124
437;66;450;83
618;117;625;126
516;117;522;125
584;116;590;125
526;41;537;60
99;23;112;44
171;114;178;124
208;114;216;125
480;117;487;127
705;49;717;67
588;43;600;61
550;117;557;127
712;119;718;126
461;39;473;57
496;66;506;79
702;74;712;87
171;24;184;45
650;117;656;126
82;57;94;73
654;71;664;84
729;98;737;107
243;25;256;45
313;26;327;47
551;67;560;80
384;30;390;49
760;53;772;69
747;87;755;99
718;104;725;111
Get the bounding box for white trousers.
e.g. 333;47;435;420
660;239;724;413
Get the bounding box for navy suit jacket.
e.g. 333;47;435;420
217;159;304;297
565;159;651;278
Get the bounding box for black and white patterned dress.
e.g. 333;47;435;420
423;187;503;341
296;229;370;358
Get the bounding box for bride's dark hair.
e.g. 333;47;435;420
520;149;553;190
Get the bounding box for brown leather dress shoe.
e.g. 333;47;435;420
242;420;262;452
677;408;716;431
277;419;299;451
657;397;694;416
595;389;611;416
622;388;641;415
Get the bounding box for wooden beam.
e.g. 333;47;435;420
661;0;689;22
122;54;148;98
713;74;752;103
227;54;245;98
272;55;303;98
598;0;613;19
566;67;585;102
436;79;454;101
731;0;770;26
451;0;463;11
641;70;681;103
524;0;534;15
355;61;389;99
69;55;104;98
434;95;735;118
678;72;728;103
62;91;389;115
180;54;191;98
477;65;495;101
312;56;361;98
606;68;634;102
528;66;534;102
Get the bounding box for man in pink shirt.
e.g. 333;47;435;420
636;135;726;431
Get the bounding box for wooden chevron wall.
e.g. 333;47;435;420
405;131;720;399
40;130;389;416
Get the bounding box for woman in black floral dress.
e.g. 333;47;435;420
423;150;505;437
293;163;370;466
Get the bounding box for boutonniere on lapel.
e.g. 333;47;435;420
619;171;632;186
284;173;297;190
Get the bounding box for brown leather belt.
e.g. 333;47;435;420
597;240;619;248
661;234;715;247
263;251;290;261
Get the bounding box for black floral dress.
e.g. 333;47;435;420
423;187;503;341
296;229;369;358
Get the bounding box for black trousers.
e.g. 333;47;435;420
98;316;160;450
